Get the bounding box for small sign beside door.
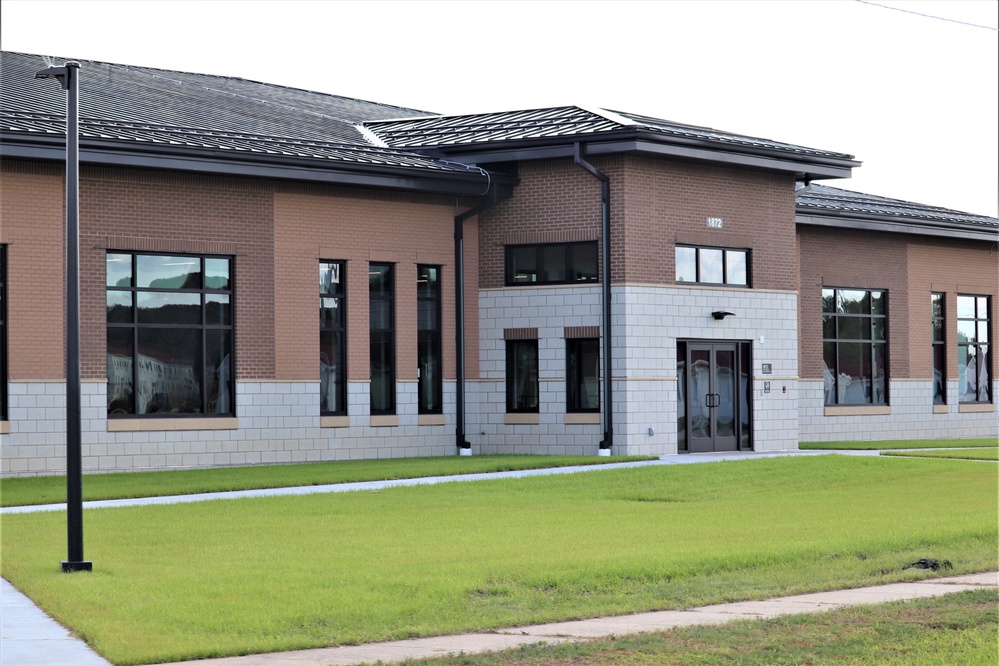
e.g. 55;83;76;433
762;363;772;375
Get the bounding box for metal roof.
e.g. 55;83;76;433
796;184;998;241
0;51;492;193
364;105;858;176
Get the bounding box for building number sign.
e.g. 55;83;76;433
706;217;724;228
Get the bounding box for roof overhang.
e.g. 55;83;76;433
796;211;998;242
0;134;505;196
413;133;858;180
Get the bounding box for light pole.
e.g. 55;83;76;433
35;60;91;573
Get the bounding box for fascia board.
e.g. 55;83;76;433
796;213;999;242
0;139;494;195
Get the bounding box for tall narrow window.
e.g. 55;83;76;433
0;245;6;421
106;252;233;416
320;261;346;415
567;338;599;413
369;263;395;415
957;295;991;404
931;293;945;404
506;339;539;413
417;265;442;414
822;288;887;405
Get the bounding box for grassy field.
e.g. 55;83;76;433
403;588;999;665
1;456;995;665
0;455;655;507
881;448;999;461
800;438;997;450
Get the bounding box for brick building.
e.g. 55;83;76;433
1;52;995;475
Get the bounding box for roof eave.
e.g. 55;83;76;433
796;210;999;242
0;135;497;195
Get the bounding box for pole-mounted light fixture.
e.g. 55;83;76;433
36;60;91;573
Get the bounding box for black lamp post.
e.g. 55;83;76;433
35;60;92;573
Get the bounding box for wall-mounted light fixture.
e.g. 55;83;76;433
712;311;735;320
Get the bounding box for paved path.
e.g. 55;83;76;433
2;449;993;666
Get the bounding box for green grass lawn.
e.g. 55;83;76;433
0;455;655;507
800;438;997;450
404;589;999;665
881;448;999;461
1;456;996;665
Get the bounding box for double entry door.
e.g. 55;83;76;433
678;341;751;453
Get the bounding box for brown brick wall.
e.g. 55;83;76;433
477;156;797;290
273;187;474;382
79;166;276;380
906;238;998;381
0;161;66;379
798;226;911;380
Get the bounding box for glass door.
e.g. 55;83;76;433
679;341;747;453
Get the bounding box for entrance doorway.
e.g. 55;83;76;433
677;341;751;452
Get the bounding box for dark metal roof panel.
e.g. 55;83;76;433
796;184;997;227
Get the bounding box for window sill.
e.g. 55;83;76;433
0;421;8;435
824;406;891;417
370;415;399;427
505;413;540;425
321;416;350;428
958;403;995;413
418;414;446;426
108;417;238;432
933;405;949;414
564;413;600;425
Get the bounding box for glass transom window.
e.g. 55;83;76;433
675;245;748;286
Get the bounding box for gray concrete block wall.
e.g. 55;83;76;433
799;379;999;442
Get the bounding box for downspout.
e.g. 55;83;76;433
574;143;613;453
454;185;501;454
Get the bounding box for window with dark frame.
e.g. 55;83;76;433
417;265;442;414
506;338;539;413
675;245;749;286
931;293;945;404
566;337;600;413
957;294;991;404
0;245;6;421
822;288;888;406
369;263;395;415
505;241;598;286
320;261;347;416
105;252;233;417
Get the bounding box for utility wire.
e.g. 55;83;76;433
855;0;998;31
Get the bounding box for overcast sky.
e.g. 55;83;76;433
3;0;997;217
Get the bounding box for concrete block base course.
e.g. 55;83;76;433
158;572;996;666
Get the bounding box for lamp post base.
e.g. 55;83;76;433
61;561;92;573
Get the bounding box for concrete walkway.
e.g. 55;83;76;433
2;450;994;666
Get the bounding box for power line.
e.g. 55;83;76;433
855;0;998;31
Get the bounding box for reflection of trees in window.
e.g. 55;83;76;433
957;295;991;404
567;338;599;413
417;265;442;414
822;288;887;405
320;261;346;416
506;339;539;413
931;293;945;404
105;252;233;417
369;263;395;415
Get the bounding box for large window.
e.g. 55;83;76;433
958;295;991;403
106;252;233;416
1;245;6;421
675;245;749;286
320;261;346;416
932;293;945;404
822;288;887;406
506;242;598;286
506;338;539;413
417;265;442;414
369;263;395;415
567;337;599;413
